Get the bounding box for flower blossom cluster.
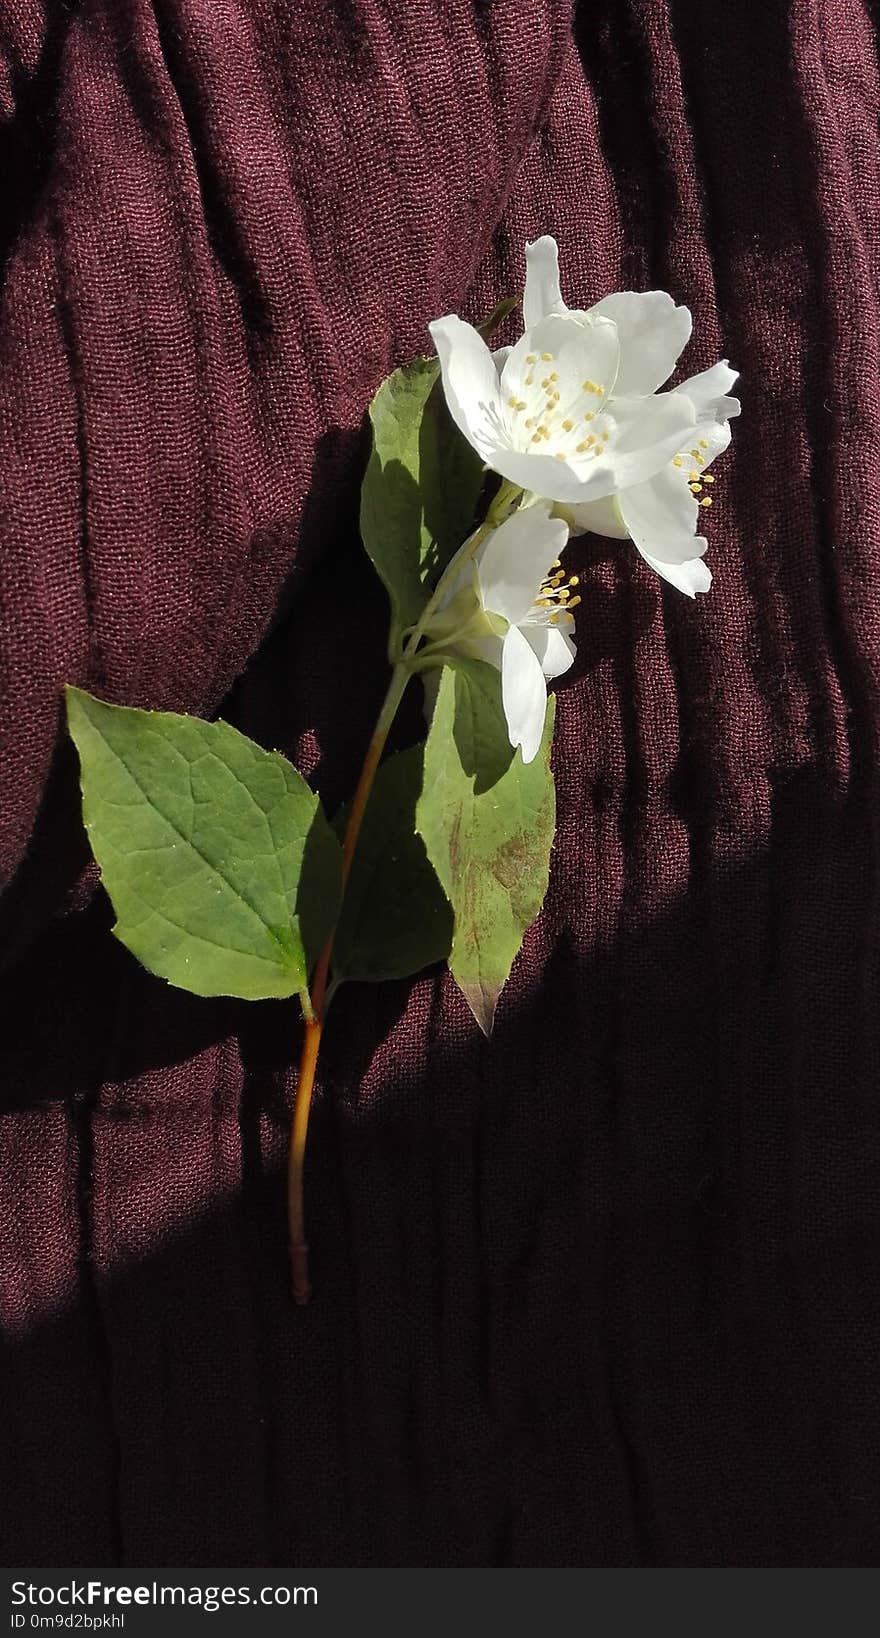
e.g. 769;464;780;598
423;237;740;762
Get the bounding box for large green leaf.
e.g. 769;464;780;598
360;356;485;653
416;661;556;1034
330;745;452;995
66;687;341;1001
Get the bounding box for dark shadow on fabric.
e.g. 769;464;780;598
4;768;880;1566
0;3;76;285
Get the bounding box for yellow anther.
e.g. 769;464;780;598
584;411;595;422
567;595;582;609
550;372;560;383
524;418;535;428
508;396;519;408
568;575;579;587
672;456;683;468
596;384;605;395
593;445;602;457
689;469;700;482
703;473;715;484
540;377;551;389
690;449;704;463
526;353;537;364
524;375;534;387
699;439;709;450
549;612;560;625
689;483;702;494
700;496;713;507
550;560;561;569
541;351;553;361
562;419;574;431
554;451;566;461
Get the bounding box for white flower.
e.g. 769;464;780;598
522;235;740;597
562;407;734;597
428;300;697;508
424;504;576;764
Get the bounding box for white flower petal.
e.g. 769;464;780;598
493;345;512;375
560;494;629;539
693;417;732;467
675;360;740;422
636;546;712;598
586;291;692;396
523;236;567;329
597;392;697;491
525;622;577;679
501;622;549;763
616;464;703;564
500;311;620;415
429;314;503;461
476;505;568;626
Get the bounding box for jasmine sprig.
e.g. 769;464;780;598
64;235;739;1306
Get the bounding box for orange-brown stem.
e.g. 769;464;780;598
287;664;409;1303
286;480;523;1302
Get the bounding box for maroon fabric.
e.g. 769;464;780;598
2;0;880;1567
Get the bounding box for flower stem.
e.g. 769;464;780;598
287;478;523;1304
288;662;410;1304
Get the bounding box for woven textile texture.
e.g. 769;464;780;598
2;0;880;1566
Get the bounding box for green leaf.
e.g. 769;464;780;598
416;661;556;1035
360;356;485;653
65;687;341;1001
331;745;453;992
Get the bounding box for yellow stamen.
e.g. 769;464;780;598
672;456;683;468
562;419;574;431
700;496;712;507
703;473;715;484
699;439;709;450
541;351;553;361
